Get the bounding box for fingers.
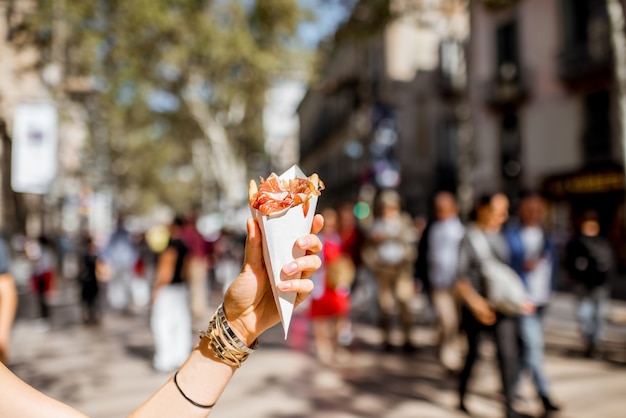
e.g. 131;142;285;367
245;218;262;249
311;214;324;235
277;277;314;293
282;254;322;278
295;232;323;255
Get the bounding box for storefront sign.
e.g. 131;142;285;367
543;170;624;197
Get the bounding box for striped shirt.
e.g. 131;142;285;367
456;227;510;297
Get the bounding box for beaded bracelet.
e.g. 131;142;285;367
199;304;258;368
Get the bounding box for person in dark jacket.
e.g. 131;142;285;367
77;235;101;325
565;210;615;358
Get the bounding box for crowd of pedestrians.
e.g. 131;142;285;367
0;189;620;418
309;188;617;418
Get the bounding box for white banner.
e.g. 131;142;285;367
11;102;58;194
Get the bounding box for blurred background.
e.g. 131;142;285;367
2;0;626;417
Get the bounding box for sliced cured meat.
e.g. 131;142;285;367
250;173;324;216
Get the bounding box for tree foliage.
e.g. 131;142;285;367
29;0;306;214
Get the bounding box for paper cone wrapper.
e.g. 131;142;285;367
251;165;318;338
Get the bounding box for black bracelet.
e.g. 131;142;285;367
173;370;216;409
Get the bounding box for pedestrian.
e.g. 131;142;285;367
337;201;364;343
151;215;193;373
505;193;561;412
76;235;101;325
29;236;56;330
102;216;139;312
0;235;17;364
180;211;211;328
455;193;533;418
362;189;418;352
419;191;465;373
0;214;323;417
309;208;354;364
565;209;615;358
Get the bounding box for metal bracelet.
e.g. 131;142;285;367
198;304;258;368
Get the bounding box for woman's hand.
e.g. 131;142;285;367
470;297;496;326
223;214;324;346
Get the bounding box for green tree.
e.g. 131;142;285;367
28;0;307;214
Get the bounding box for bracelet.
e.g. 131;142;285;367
199;304;258;368
173;370;216;409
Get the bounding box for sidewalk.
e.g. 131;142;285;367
7;286;626;418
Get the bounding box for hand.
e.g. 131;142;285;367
520;300;536;315
223;214;324;346
470;297;496;326
523;260;538;271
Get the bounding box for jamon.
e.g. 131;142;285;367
250;172;324;217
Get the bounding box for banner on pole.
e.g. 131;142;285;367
11;102;58;194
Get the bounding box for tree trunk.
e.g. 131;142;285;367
183;74;247;208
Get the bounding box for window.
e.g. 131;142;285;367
500;113;522;179
496;20;519;81
436;118;459;191
582;89;612;162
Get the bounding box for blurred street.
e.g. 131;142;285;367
7;279;626;418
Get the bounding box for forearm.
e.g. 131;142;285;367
0;274;17;338
454;278;484;307
0;363;88;418
129;343;236;418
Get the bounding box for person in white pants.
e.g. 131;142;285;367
151;216;193;373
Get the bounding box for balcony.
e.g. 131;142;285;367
558;40;613;88
484;62;529;108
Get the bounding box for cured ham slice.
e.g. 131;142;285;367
250;172;324;217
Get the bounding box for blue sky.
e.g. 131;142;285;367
297;0;353;48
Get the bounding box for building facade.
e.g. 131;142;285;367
298;0;469;216
468;0;626;263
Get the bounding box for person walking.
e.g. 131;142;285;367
151;216;193;373
421;191;465;372
180;212;211;328
102;216;139;312
363;190;418;352
565;209;615;358
455;193;532;418
309;208;353;364
505;193;560;413
76;235;102;325
29;236;56;329
0;235;17;364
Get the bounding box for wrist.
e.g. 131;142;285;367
223;308;259;348
199;304;259;368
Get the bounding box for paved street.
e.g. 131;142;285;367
6;281;626;418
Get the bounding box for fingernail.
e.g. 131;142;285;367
278;281;291;290
284;262;298;274
297;237;310;247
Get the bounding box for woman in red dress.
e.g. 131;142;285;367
309;208;352;364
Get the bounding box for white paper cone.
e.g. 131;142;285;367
251;165;319;338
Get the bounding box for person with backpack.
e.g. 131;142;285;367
565;210;615;358
455;193;533;418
